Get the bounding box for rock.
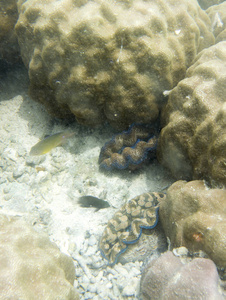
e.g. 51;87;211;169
158;41;226;187
140;251;224;300
159;180;226;269
15;0;214;129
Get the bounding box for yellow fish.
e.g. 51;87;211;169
29;131;75;156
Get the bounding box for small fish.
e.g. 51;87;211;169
78;196;110;211
29;131;75;156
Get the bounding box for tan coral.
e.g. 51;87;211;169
0;0;20;63
207;2;226;43
15;0;214;129
158;41;226;187
159;180;226;269
0;213;79;300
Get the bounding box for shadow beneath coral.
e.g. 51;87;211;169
0;61;29;100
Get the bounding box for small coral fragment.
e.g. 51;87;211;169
99;124;158;170
99;192;165;265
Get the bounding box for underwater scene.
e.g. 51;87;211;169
0;0;226;299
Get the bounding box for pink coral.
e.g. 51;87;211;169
140;251;224;300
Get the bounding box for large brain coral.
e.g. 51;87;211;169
0;213;79;300
158;41;226;187
159;180;226;270
15;0;214;129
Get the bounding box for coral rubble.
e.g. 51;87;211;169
0;213;79;299
99;124;157;170
140;251;224;300
15;0;214;128
99;192;165;265
159;180;226;270
158;41;226;187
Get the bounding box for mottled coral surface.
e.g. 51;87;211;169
159;180;226;270
15;0;214;129
0;213;79;299
158;41;226;187
140;251;224;300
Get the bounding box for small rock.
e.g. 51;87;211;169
4;148;17;162
88;235;96;246
106;282;113;289
26;155;45;166
122;284;136;296
4;194;12;201
114;264;129;277
87;284;97;293
13;165;25;178
0;177;7;184
173;246;189;257
3;186;10;194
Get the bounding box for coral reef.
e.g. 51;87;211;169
140;251;224;300
0;0;20;63
15;0;214;128
158;41;226;187
99;124;157;170
159;180;226;269
0;213;79;300
99;192;165;265
207;2;226;43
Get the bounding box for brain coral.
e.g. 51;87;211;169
159;180;226;270
15;0;214;129
0;0;20;63
140;251;224;300
158;41;226;187
0;213;79;300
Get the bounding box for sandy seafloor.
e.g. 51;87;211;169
0;64;176;299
